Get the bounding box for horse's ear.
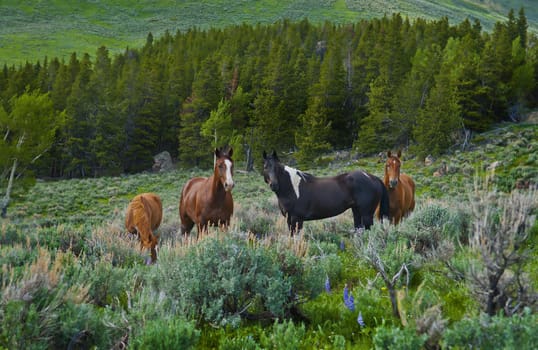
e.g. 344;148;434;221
272;150;279;161
387;150;392;158
215;148;221;158
397;149;402;158
263;150;267;160
228;147;233;158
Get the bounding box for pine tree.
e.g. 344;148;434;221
413;39;462;158
90;46;125;175
355;14;411;154
178;56;222;167
295;96;331;168
517;7;528;48
391;44;443;147
64;53;96;177
312;42;350;148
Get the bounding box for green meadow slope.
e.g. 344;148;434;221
0;0;536;66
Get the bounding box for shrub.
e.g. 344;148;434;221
441;309;538;349
131;318;200;350
401;202;469;253
373;324;427;350
466;185;537;316
259;319;305;350
54;302;126;349
148;235;299;327
352;222;419;321
219;334;260;350
85;260;142;309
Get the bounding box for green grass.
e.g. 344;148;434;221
0;0;535;66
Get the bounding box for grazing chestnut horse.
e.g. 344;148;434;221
263;150;389;235
382;150;415;224
179;147;235;236
125;193;162;264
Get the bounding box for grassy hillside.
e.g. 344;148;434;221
0;0;536;66
1;122;536;348
9;121;537;226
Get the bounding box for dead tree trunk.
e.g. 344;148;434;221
1;158;17;218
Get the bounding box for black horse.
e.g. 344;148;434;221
262;150;389;235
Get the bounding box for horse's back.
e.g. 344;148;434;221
125;192;162;231
346;170;384;195
140;193;163;230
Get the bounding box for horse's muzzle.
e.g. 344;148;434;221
224;181;235;191
270;183;279;192
389;179;398;188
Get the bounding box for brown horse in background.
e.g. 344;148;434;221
125;193;162;264
382;150;415;224
179;147;235;236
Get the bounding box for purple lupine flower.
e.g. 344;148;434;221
339;240;345;251
357;311;365;327
343;284;355;311
325;276;331;293
345;293;355;311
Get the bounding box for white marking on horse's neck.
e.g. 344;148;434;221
284;165;304;199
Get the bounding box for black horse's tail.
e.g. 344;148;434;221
379;180;390;221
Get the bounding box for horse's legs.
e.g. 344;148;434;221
362;214;374;230
287;215;303;236
180;217;195;236
149;233;158;264
197;221;209;238
148;247;157;265
351;207;365;232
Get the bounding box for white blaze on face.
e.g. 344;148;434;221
224;159;234;190
284;166;302;199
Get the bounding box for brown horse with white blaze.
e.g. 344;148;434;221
125;193;163;264
179;147;235;236
382;150;415;224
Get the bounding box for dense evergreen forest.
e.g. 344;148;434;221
1;9;536;179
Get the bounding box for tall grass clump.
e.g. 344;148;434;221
0;249;127;349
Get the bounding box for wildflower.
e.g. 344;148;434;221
325;276;331;293
343;284;355;311
339;240;345;251
345;294;355;311
357;311;365;327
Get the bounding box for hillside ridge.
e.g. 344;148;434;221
0;0;535;65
